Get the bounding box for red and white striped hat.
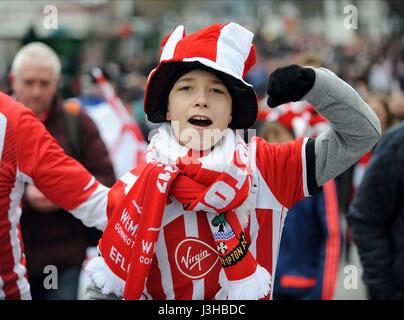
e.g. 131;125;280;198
266;102;329;138
144;22;259;129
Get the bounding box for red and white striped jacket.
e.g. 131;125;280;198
0;92;108;299
101;136;318;299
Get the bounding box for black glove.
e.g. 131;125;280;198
266;64;316;108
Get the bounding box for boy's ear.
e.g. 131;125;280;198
227;111;233;126
228;113;233;126
166;105;171;121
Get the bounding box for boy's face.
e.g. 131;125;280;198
167;69;232;150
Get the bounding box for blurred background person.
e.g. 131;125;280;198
0;90;110;300
368;54;394;93
367;92;397;133
261;97;341;300
259;54;341;300
351;92;397;193
347;121;404;300
9;42;115;300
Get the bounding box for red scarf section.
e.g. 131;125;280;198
98;141;267;299
99;162;180;299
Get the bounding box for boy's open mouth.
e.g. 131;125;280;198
187;115;213;127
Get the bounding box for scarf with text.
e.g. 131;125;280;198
95;124;270;299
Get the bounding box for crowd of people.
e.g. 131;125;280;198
0;19;403;300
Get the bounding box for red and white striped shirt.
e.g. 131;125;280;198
0;92;108;300
104;135;318;299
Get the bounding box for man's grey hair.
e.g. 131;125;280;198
11;42;61;77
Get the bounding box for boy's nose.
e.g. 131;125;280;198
193;91;208;108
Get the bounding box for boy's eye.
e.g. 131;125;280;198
178;86;192;91
210;88;225;94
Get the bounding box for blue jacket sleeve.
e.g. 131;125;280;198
306;180;341;300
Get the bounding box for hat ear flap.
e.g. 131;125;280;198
160;25;186;61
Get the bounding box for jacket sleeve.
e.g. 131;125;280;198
16;106;109;231
255;136;319;209
308;180;341;300
78;111;116;187
347;135;402;299
302;68;381;187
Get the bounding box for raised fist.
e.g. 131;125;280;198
266;64;316;108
